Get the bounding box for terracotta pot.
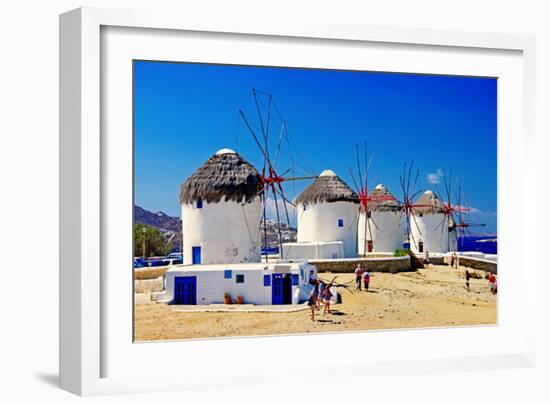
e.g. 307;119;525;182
236;296;244;304
224;296;232;304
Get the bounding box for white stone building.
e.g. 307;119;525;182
358;184;403;254
156;261;318;305
409;190;457;253
291;170;359;258
282;240;343;260
179;148;263;265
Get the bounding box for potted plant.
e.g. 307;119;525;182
236;295;244;304
223;292;232;304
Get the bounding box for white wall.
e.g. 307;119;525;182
449;227;458;252
358;210;403;254
282;241;344;260
409;213;457;253
297;201;359;257
161;262;317;305
181;198;261;265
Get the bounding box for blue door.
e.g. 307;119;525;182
192;246;201;264
272;274;283;305
173;276;197;305
272;274;292;305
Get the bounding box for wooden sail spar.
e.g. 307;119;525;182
238;89;317;259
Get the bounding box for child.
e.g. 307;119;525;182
323;286;332;314
362;270;371;291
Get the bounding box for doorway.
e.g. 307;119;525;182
272;273;293;305
173;276;197;305
192;246;201;264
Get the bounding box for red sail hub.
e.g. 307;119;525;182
262;170;285;190
444;202;470;215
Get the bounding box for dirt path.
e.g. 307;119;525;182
134;264;497;341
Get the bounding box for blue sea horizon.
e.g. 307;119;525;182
402;235;497;255
457;235;497;254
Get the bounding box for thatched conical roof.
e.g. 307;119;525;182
295;170;359;205
179;149;262;205
413;190;447;214
368;184;401;212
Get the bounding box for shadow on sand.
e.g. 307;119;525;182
328;310;346;316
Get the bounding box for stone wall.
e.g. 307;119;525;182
309;256;411;273
427;256;445;265
408;254;445;268
134;267;169;280
457;256;497;274
134;276;165;293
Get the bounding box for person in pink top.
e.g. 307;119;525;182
488;273;497;295
354;264;363;291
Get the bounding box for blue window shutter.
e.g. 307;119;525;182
224;270;232;279
197;200;203;209
291;274;299;286
338;218;344;227
263;274;270;286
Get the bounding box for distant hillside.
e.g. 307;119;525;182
134;205;182;252
134;205;297;253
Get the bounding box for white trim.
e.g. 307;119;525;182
59;6;536;396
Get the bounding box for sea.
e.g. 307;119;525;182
403;235;497;255
456;235;497;254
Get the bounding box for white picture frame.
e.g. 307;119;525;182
60;6;537;396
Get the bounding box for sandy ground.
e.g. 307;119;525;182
134;264;497;341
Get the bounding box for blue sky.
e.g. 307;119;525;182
134;61;497;234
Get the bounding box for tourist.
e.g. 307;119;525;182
488;273;497;295
362;270;371;291
424;251;431;269
323;285;332;314
309;269;318;285
312;279;320;308
317;280;325;309
454;253;459;270
312;281;320;302
450;253;455;268
308;290;317;321
465;270;471;291
354;264;364;290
